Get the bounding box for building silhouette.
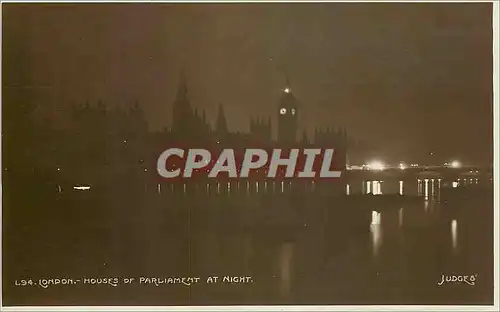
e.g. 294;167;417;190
163;73;348;195
3;71;348;195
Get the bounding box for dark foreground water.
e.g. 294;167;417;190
2;177;494;306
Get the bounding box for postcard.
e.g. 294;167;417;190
1;1;497;310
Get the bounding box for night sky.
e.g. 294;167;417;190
2;3;493;165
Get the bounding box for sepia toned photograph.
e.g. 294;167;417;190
1;1;497;309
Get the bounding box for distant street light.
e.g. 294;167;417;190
399;162;407;170
451;160;461;168
367;161;385;171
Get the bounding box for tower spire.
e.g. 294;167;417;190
176;67;188;101
172;65;192;134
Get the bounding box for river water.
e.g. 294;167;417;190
2;176;494;306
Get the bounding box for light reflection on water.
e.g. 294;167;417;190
156;178;463;198
451;219;458;252
360;176;480;264
195;176;463;298
357;179;447;197
371;211;381;225
279;242;294;298
363;178;445;260
362;180;383;195
370;223;382;259
424;179;429;200
147;173;484;198
398;207;404;227
12;174;493;306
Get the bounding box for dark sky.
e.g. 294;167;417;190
2;3;493;165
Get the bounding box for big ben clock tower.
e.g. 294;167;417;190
277;79;298;144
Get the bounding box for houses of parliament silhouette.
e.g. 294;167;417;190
3;73;348;196
157;74;348;195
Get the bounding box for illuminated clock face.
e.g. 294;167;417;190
291;108;296;115
280;108;287;115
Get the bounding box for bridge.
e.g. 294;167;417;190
346;166;493;181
